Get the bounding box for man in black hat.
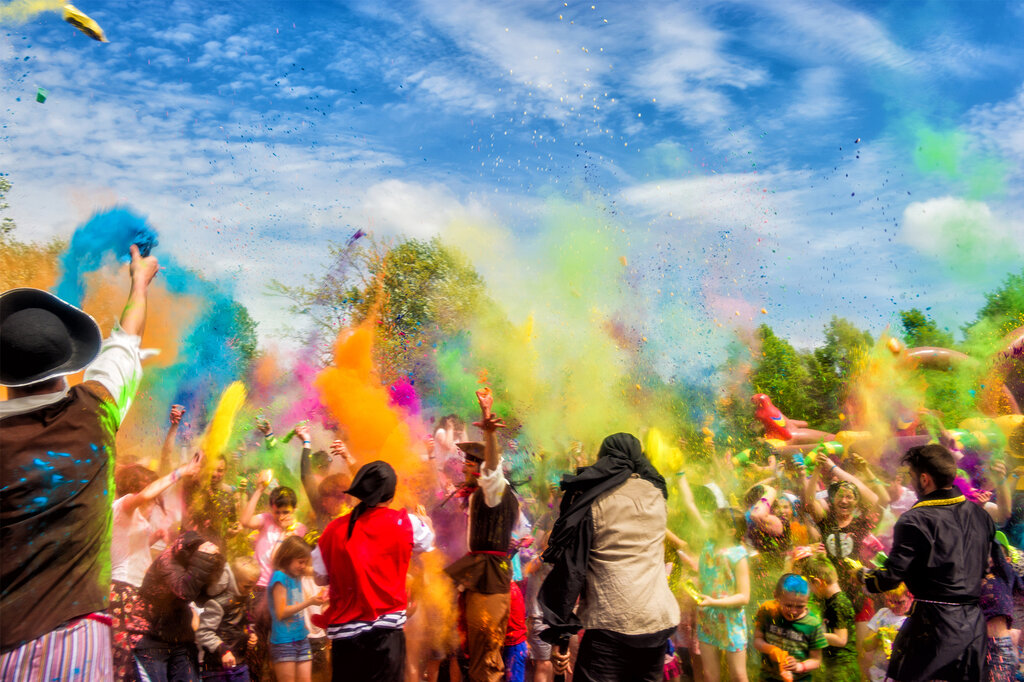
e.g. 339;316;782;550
311;460;435;682
445;388;519;682
863;443;995;681
0;244;159;680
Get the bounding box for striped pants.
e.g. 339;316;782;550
0;616;112;681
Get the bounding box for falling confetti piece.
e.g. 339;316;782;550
35;87;48;103
760;308;767;314
619;255;627;267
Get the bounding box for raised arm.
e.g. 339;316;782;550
475;389;503;475
239;470;272;530
676;473;709;533
118;244;159;337
803;465;828;523
748;484;785;537
826;459;880;511
296;423;319;511
159;404;185;475
122;453;202;514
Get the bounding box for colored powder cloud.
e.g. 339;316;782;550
0;0;63;24
314;324;430;508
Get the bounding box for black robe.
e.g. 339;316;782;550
864;487;995;682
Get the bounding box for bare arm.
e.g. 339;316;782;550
827;460;880;510
271;581;323;621
122;454;202;514
676;473;708;532
475;389;504;474
992;460;1013;524
803;467;828;523
239;473;271;530
748;485;785;537
118;244;159;337
824;627;848;648
159;405;185;475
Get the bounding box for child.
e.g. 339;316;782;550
801;554;858;681
502;581;528;682
863;584;912;682
268;536;326;682
753;573;826;681
197;556;261;680
696;507;751;682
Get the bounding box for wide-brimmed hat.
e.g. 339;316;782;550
456;441;485;463
0;288;102;387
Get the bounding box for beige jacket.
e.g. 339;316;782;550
576;474;681;635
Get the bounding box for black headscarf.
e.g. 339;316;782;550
345;461;397;538
538;433;667;644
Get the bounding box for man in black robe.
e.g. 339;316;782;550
863;443;994;681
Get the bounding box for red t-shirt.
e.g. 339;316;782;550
505;581;527;646
316;507;413;626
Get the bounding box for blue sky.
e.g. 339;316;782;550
2;0;1023;360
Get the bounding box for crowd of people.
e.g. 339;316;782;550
1;254;1023;682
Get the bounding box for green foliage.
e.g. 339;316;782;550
803;317;873;431
969;269;1024;337
231;303;260;363
899;308;955;348
269;236;488;381
750;324;816;422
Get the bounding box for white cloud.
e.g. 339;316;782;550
966;84;1024;172
358;179;491;238
900;196;1024;269
784;67;848;121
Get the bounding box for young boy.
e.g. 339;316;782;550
863;584;912;682
197;557;261;680
753;573;826;681
801;555;859;681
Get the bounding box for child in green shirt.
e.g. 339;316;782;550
753;573;826;681
802;554;860;682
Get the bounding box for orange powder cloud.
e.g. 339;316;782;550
314;324;431;508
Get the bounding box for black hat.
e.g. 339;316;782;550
456;441;485;463
0;288;102;387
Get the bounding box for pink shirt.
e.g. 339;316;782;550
253;513;308;588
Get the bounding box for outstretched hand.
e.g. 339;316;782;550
473;413;506;432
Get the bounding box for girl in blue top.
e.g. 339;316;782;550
268;536;326;682
697;507;751;682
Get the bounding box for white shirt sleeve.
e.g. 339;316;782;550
409;514;435;553
83;325;143;426
478;456;508;508
311;546;328;580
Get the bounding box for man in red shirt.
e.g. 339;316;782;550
312;461;434;682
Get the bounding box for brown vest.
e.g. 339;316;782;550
0;382;118;653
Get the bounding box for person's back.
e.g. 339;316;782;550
1;381;120;651
317;505;414;629
896;496;992;601
578;474;681;635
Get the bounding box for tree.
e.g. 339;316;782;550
750;324;816;423
270;235;488;381
0;176;15;237
969;269;1024;337
899;308;955;348
804;317;873;431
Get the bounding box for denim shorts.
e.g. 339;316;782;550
269;638;312;663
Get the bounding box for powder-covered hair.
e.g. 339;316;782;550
775;572;810;597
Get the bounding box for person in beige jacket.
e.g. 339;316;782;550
538;433;679;682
